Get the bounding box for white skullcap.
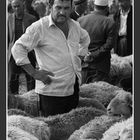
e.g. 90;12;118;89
94;0;108;6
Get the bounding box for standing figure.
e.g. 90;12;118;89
114;0;132;56
11;0;90;116
78;0;116;83
8;0;37;94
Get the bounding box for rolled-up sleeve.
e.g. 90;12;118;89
78;23;90;56
11;22;40;66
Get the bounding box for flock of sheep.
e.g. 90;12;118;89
8;54;133;140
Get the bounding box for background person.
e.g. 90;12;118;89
78;0;116;83
31;0;50;18
113;0;132;56
8;0;37;94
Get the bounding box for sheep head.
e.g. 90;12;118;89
107;92;132;119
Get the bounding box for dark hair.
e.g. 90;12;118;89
49;0;73;6
94;4;108;11
118;0;131;3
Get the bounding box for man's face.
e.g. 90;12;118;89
11;0;24;15
51;0;72;25
119;1;131;12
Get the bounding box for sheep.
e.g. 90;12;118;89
8;89;106;116
8;109;32;117
107;91;132;119
68;115;124;140
101;116;133;140
8;115;50;140
111;54;132;68
110;54;132;85
79;81;123;107
8;126;39;140
36;107;106;140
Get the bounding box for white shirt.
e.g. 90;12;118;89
119;9;130;36
11;14;90;96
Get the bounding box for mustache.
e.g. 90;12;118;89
58;14;66;18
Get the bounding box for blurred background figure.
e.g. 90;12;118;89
86;0;94;14
113;0;132;56
78;0;116;84
109;0;119;16
31;0;50;18
8;0;37;94
24;0;40;19
70;0;88;20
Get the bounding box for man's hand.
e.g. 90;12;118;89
84;52;93;63
33;70;54;85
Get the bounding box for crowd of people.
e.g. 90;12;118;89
8;0;133;116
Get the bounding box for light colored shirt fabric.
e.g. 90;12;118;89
11;14;90;96
119;10;130;36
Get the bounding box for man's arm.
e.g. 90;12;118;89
85;19;116;62
11;22;54;85
21;64;54;85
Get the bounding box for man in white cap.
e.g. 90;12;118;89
78;0;116;83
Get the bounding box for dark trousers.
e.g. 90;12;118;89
39;76;79;117
9;51;36;94
116;36;128;56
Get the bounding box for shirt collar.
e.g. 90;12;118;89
48;14;56;27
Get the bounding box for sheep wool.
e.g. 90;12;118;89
8;89;107;117
37;107;106;140
8;115;50;140
110;54;132;83
8;90;39;117
101;116;133;140
8;126;39;140
8;109;32;117
68;115;124;140
80;81;122;107
78;97;106;112
16;90;39;116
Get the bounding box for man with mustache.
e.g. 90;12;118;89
11;0;90;116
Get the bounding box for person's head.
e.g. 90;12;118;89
74;0;87;15
94;0;109;14
49;0;73;25
31;0;50;18
11;0;25;16
118;0;131;12
8;2;14;14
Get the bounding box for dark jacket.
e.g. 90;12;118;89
78;11;116;73
114;6;132;55
8;12;37;61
